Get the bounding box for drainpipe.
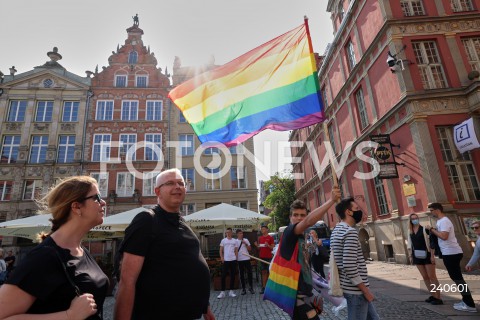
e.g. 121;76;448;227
81;90;94;173
167;98;172;169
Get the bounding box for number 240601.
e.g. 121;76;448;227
430;284;468;293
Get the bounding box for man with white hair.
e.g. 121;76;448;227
114;169;215;320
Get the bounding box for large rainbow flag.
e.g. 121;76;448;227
168;20;324;147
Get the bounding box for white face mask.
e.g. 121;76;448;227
411;219;419;225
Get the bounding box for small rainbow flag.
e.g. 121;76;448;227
263;242;301;317
168;20;324;146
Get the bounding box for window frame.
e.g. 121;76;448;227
57;135;76;163
23;180;42;201
1;135;21;163
92;134;111;162
462;37;480;71
0;181;13;201
115;74;127;87
128;51;138;64
450;0;474;12
96;100;114;121
146;100;162;121
62;101;79;122
412;41;448;89
144;133;162;161
116;172;135;197
143;171;160;196
182;168;195;191
204;167;221;190
35;101;54;122
179;134;194;156
7;100;27;122
355;88;369;130
29;135;49;164
121;100;139;121
400;0;426;16
374;176;389;216
346;40;357;71
231;166;247;189
90;172;109;198
136;75;148;88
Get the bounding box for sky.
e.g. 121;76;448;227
0;0;334;182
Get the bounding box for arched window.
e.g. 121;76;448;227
128;51;138;64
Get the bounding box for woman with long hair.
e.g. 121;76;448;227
0;176;109;319
408;213;442;305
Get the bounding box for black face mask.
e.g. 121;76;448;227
352;210;363;223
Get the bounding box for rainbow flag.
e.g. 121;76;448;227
263;241;301;317
168;21;324;146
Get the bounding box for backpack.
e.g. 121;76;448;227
112;209;157;282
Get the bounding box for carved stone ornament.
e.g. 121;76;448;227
5;123;22;131
26;167;42;177
60;123;75;132
408;98;470;114
0;168;11;175
34;123;50;131
120;126;135;132
94;126;112;132
392;19;480;36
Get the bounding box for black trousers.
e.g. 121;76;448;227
442;253;475;307
221;260;237;291
238;260;253;290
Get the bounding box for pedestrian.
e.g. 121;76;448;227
306;229;328;278
407;213;442;305
217;228;239;298
0;249;6;285
254;225;275;294
426;202;477;313
330;197;380;320
264;188;340;320
0;176;109;319
466;220;480;272
4;250;15;279
236;229;255;295
114;168;215;320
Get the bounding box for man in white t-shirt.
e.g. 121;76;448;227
426;203;477;313
217;228;239;299
236;229;254;295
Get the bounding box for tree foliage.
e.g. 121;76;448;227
263;171;295;231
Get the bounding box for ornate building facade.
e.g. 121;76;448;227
290;0;480;265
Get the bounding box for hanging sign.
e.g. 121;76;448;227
454;118;480;153
370;134;399;179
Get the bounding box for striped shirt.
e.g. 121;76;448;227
330;222;369;294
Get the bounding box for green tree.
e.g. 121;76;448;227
263;171;295;231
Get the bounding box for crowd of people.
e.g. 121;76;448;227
0;170;478;320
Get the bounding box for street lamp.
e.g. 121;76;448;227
259;203;265;215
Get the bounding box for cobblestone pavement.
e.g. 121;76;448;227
103;261;480;319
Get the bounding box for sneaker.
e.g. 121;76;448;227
453;301;477;313
425;296;435;303
453;301;463;307
217;291;226;299
229;290;236;297
249;287;255;294
430;298;444;305
259;287;265;294
241;289;246;295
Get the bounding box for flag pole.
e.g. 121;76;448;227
323;122;339;188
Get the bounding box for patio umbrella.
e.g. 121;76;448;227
184;203;270;235
0;214;52;240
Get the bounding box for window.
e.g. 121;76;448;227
146;100;162;120
35;101;53;122
355;89;369;130
179;134;194;156
57;135;76;163
96;100;114;120
462;37;480;71
23;180;42;200
117;172;135;197
179;111;187;123
7;100;27;122
412;41;448;89
204;167;221;190
128;51;138;64
346;40;356;70
62;101;79;122
115;75;127;87
120;134;137;160
400;0;425;16
182;168;195;191
321;86;329;108
0;181;13;201
231;166;246;189
136;75;148;88
328;124;337;154
180;203;196;216
204;147;219;155
145;134;162;161
29;136;48;163
143;171;159;196
451;0;474;12
121;101;138;120
90;173;109;197
374;176;389;215
229;144;244;155
92;134;111;162
1;135;20;163
436;126;480;201
232;201;248;209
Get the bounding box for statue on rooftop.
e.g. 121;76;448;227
133;14;139;26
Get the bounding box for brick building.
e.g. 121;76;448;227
290;0;480;265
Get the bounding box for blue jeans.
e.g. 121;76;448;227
344;293;380;320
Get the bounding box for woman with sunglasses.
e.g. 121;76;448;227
466;221;480;272
407;213;442;305
0;176;109;319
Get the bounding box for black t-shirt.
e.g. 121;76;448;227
7;237;109;319
121;205;211;319
4;255;15;272
410;226;428;252
280;223;312;296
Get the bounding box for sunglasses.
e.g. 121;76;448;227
473;226;480;230
82;193;102;203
